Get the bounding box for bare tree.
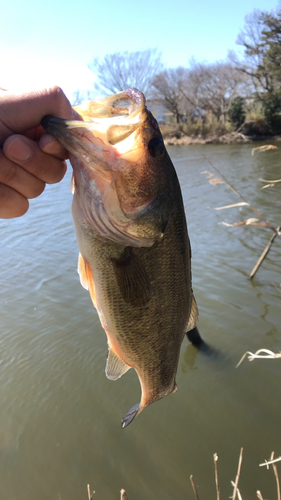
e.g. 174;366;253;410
89;49;163;98
152;61;250;124
71;89;95;106
178;62;206;122
183;60;251;123
152;67;189;123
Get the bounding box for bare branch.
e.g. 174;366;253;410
89;49;162;98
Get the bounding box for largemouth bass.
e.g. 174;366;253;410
42;88;200;428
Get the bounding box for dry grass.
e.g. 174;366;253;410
90;449;280;499
159;121;230;139
200;153;280;279
236;349;281;367
189;449;281;500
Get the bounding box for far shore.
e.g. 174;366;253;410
163;131;281;146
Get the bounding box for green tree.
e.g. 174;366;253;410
236;8;281;133
260;10;281;131
261;10;281;86
262;93;281;132
236;9;274;96
228;96;246;128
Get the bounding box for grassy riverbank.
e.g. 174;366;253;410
160;118;281;145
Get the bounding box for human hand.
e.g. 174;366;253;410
0;86;73;218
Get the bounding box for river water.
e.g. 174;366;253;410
0;143;280;500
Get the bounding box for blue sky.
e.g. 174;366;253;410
1;0;279;101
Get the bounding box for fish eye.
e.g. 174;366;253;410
148;137;165;158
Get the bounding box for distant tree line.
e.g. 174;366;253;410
83;7;281;134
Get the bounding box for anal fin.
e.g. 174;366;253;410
186;294;203;345
121;403;140;429
186;293;199;332
106;345;131;381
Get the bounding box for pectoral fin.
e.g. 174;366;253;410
77;253;88;290
70;173;75;194
77;254;97;309
111;247;151;306
106;345;131;381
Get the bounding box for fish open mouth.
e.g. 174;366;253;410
41;88;147;164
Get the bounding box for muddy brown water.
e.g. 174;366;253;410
0;143;280;499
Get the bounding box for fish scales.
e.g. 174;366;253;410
41;88;199;428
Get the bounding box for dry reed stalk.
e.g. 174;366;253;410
232;448;243;500
237;349;281;368
120;489;130;500
201;154;281;278
190;474;200;500
249;226;281;279
214;202;249;210
213;453;220;500
260;178;281;190
201;154;275;231
231;481;243;500
259;453;281;500
270;452;281;500
87;484;95;499
251;145;278;155
256;490;264;500
260;456;281;468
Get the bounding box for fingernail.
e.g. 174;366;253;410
7;138;33;162
42;139;62;155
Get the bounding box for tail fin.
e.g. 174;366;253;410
186;326;203;346
121;403;140;429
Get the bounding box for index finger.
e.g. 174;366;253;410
0;86;73;145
